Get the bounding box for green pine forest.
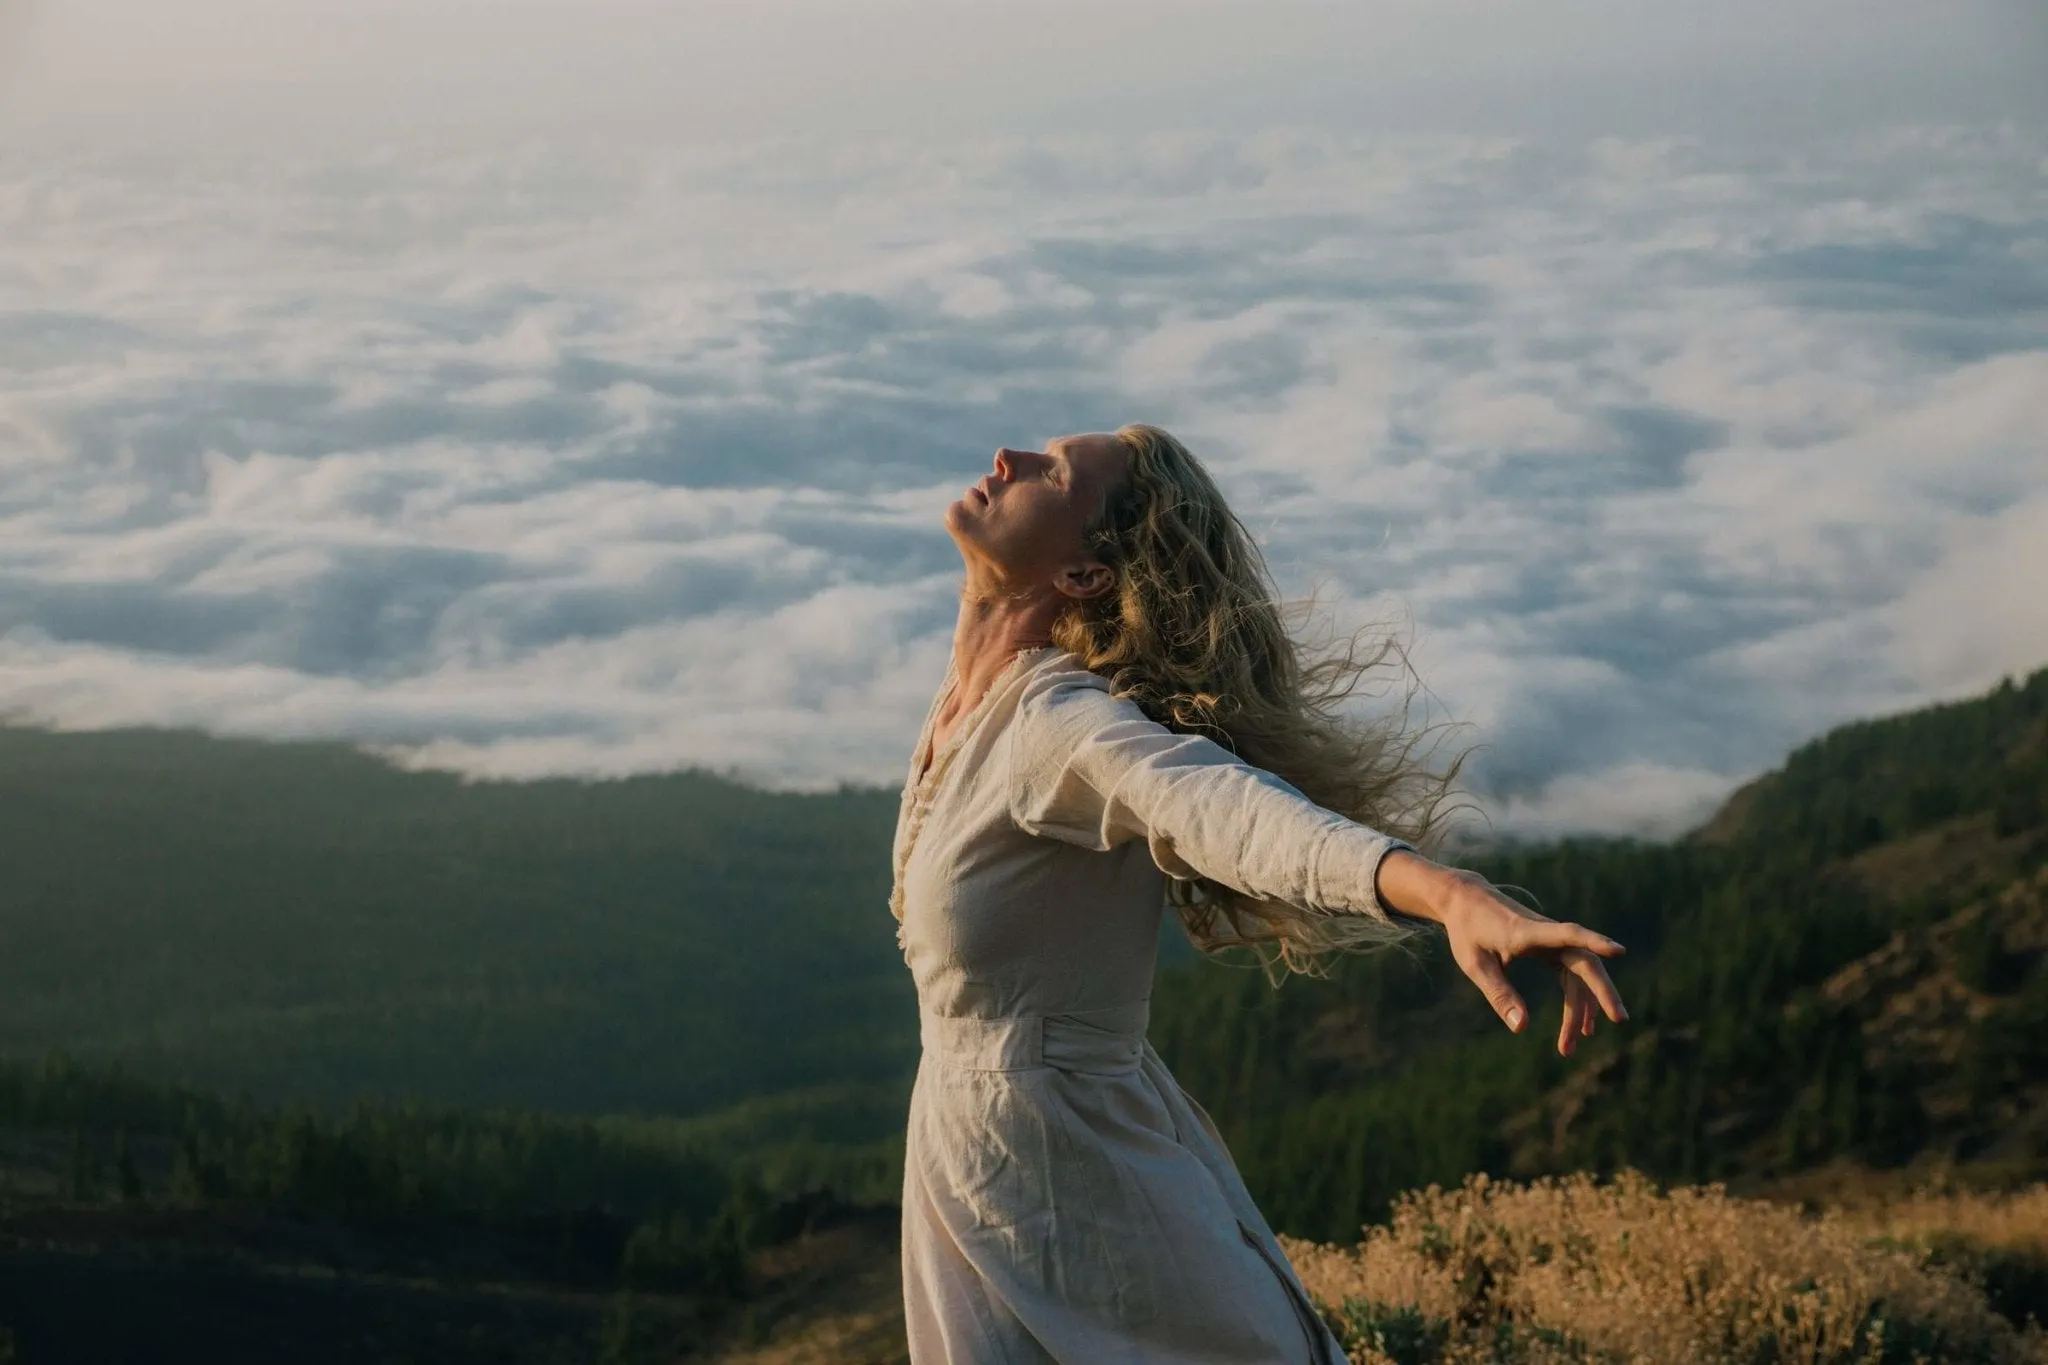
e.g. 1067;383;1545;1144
1152;665;2048;1239
0;664;2043;1358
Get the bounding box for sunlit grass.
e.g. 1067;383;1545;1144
1283;1171;2048;1365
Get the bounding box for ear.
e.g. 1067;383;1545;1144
1056;558;1115;601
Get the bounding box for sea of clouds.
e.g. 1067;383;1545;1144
2;125;2044;837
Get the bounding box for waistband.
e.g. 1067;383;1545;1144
919;999;1149;1075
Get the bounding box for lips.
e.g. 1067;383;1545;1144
967;483;989;505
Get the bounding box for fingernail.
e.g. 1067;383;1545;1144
1505;1007;1523;1031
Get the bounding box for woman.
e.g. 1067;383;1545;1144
892;424;1627;1363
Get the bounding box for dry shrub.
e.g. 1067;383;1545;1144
1857;1185;2048;1260
1281;1171;2048;1365
1851;1185;2048;1338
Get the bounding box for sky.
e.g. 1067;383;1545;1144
1;2;2045;838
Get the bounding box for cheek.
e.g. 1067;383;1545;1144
1018;496;1091;553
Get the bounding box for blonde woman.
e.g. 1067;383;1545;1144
892;425;1627;1363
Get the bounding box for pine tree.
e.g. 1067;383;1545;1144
115;1129;144;1203
170;1131;211;1206
65;1127;95;1202
700;1202;751;1301
598;1292;643;1365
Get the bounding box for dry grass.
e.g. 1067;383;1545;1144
707;1301;906;1365
1859;1184;2048;1260
1282;1172;2048;1365
688;1216;907;1365
1847;1182;2048;1359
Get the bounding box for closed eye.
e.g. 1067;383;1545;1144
1047;445;1071;488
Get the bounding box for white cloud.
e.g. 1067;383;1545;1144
1886;494;2048;697
0;124;2044;839
1484;763;1740;843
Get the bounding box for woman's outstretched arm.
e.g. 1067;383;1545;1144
1009;664;1628;1054
1008;666;1416;919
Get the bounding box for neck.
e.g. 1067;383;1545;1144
947;568;1065;709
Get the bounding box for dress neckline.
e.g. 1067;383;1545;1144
910;644;1056;793
892;644;1059;940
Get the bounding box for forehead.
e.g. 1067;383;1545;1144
1050;431;1125;481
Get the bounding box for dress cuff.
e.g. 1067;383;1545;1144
1310;824;1416;922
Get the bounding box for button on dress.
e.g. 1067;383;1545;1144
892;645;1412;1364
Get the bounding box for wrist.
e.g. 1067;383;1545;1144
1372;849;1472;927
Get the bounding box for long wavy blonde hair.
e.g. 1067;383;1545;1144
1049;423;1467;979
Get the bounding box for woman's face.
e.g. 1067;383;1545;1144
945;432;1128;597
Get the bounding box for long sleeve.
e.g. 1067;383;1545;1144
1004;663;1412;920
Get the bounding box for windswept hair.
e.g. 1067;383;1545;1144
1049;423;1467;980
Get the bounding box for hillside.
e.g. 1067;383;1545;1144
0;727;912;1117
1148;665;2048;1241
2;664;2043;1246
1;668;2043;1362
0;1050;896;1364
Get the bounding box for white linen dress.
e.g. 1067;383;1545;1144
891;645;1413;1364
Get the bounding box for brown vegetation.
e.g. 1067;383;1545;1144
1283;1172;2048;1365
680;1178;2048;1365
687;1213;906;1365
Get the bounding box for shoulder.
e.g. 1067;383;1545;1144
1012;651;1137;738
1015;649;1111;703
1002;653;1140;836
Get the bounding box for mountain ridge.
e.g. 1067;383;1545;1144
1144;662;2048;1240
1;663;2042;1248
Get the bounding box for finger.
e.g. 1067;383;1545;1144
1517;920;1625;959
1464;950;1528;1033
1561;962;1599;1040
1557;978;1584;1057
1566;951;1627;1023
1563;949;1629;1023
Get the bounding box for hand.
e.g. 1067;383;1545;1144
1376;853;1628;1056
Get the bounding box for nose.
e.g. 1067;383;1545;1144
992;448;1018;480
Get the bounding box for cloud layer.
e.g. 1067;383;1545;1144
2;126;2044;836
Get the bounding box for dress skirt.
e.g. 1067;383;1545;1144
899;1001;1348;1364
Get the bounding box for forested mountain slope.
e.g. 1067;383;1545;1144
2;665;2042;1252
1149;665;2048;1241
0;727;912;1116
